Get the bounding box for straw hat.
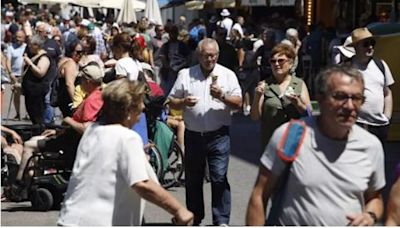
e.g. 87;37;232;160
337;36;355;58
350;27;373;46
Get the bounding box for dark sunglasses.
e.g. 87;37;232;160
270;58;288;65
330;91;365;105
363;39;376;48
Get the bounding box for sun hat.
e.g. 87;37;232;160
78;64;104;83
350;27;374;46
80;19;91;27
337;36;355;58
220;9;230;17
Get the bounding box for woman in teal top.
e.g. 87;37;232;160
251;43;311;150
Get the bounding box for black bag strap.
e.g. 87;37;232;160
373;57;386;86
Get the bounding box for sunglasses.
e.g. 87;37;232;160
330;91;365;105
75;50;84;55
270;58;288;65
363;39;376;48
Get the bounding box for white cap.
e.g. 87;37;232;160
286;28;298;38
220;9;230;17
80;19;91;27
338;36;355;58
5;11;14;17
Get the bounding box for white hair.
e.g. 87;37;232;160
286;28;298;38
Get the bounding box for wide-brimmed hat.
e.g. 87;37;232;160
338;36;355;58
78;64;104;83
220;9;230;17
350;27;374;46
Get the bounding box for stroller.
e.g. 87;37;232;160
1;124;72;211
143;92;184;189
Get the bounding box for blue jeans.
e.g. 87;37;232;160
184;127;231;225
43;87;55;124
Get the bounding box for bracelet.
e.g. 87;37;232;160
366;211;377;224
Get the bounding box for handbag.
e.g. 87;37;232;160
265;120;307;225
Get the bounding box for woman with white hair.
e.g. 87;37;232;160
58;79;193;226
281;28;301;74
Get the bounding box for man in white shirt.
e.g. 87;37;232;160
232;16;244;38
168;38;242;226
349;27;394;148
218;9;233;40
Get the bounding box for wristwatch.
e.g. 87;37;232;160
366;211;377;224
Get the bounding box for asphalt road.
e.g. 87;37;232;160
1;84;399;226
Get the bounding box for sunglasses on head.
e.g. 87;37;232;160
270;58;288;65
363;39;376;48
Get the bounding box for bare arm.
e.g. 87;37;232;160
210;84;242;109
238;48;245;68
1;126;23;144
346;189;384;226
133;179;193;225
286;82;311;114
383;86;393;120
250;81;265;120
63;61;79;100
62;117;90;135
386;178;400;226
23;54;50;78
246;165;278;225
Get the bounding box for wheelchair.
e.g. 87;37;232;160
1;124;71;211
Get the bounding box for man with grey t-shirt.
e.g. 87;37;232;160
246;65;385;226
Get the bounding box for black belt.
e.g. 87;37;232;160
186;126;229;137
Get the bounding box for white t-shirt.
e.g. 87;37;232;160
168;64;242;132
58;123;157;226
355;59;395;126
115;57;143;81
232;23;243;37
7;43;27;76
220;17;233;39
260;117;385;226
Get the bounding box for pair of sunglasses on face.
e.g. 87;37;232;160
362;39;376;48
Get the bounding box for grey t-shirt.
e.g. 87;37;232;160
260;117;385;226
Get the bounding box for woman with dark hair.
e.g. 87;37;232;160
79;35;104;69
56;40;84;117
58;79;193;226
112;32;143;81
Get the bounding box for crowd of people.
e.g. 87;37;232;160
1;2;399;226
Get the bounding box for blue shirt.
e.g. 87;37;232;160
7;42;27;76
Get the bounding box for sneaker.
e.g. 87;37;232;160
219;224;229;227
12;114;20;120
243;105;251;116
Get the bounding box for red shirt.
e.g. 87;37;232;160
72;88;103;123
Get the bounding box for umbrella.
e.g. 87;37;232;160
144;0;163;25
117;0;137;23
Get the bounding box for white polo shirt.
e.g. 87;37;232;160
168;64;242;132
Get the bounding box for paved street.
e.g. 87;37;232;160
1;84;399;226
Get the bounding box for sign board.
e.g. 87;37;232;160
270;0;296;6
241;0;267;6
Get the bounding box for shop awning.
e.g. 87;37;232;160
241;0;267;6
185;0;205;10
270;0;295;6
213;0;236;8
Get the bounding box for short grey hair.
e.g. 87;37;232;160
29;34;45;48
196;38;219;54
314;65;364;96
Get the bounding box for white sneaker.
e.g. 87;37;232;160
243;105;251;116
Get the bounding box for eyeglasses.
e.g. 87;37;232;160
75;50;84;55
329;91;365;105
363;39;376;48
201;53;219;60
270;58;289;65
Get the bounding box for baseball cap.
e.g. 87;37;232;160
78;64;104;82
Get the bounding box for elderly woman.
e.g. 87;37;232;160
251;43;311;150
56;40;84;117
58;79;193;226
21;34;57;125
